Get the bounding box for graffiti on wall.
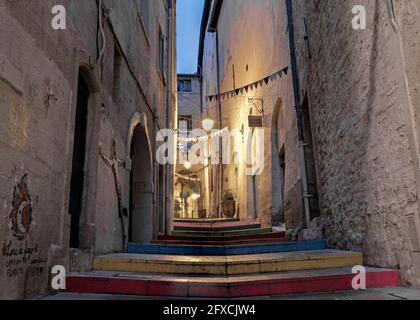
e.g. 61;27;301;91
8;174;33;241
2;172;40;279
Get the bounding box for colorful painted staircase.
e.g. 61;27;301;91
127;240;327;256
66;220;401;298
154;220;286;245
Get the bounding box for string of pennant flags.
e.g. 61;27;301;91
205;66;289;102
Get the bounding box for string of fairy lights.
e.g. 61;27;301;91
177;127;229;143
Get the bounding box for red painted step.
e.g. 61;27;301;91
157;231;285;243
66;267;401;298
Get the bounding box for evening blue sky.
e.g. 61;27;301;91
177;0;205;74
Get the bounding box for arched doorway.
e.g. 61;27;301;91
246;127;264;221
271;98;286;225
129;122;154;244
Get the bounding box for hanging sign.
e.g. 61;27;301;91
248;115;263;128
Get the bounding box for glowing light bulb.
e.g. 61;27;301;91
191;193;201;201
202;118;214;131
184;161;192;170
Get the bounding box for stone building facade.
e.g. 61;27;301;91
199;0;420;286
290;0;420;286
175;73;205;219
199;0;318;226
0;0;177;299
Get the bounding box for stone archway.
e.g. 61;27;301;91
126;113;154;244
271;98;286;225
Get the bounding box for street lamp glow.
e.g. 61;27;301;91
202;118;214;131
184;161;192;170
191;193;201;201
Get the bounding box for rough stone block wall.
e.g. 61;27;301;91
293;0;420;285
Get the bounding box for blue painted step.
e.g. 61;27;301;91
128;240;327;256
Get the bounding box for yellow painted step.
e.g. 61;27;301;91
93;250;363;276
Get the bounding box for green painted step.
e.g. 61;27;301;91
171;227;273;238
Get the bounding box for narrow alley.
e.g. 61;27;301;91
1;0;420;306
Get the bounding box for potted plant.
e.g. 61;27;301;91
198;208;207;219
222;191;236;218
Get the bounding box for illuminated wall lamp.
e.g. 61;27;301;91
202;117;214;131
184;161;192;170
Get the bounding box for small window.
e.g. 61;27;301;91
158;28;165;74
178;80;192;92
179;115;193;132
138;0;150;36
113;45;122;101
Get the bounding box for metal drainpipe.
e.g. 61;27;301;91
165;0;174;234
198;65;203;115
215;31;224;218
286;0;311;228
197;64;206;212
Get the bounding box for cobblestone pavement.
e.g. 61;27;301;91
39;287;420;300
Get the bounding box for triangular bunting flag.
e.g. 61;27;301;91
205;67;286;101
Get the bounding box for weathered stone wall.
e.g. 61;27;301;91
178;75;201;119
0;0;176;299
176;74;204;218
201;0;303;227
292;0;420;285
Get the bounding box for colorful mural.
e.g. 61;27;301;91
1;173;40;281
8;174;33;241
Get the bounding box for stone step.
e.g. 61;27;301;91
93;250;363;276
66;267;401;298
171;227;273;238
156;231;286;244
128;240;327;256
152;237;287;246
174;218;239;224
174;221;261;232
